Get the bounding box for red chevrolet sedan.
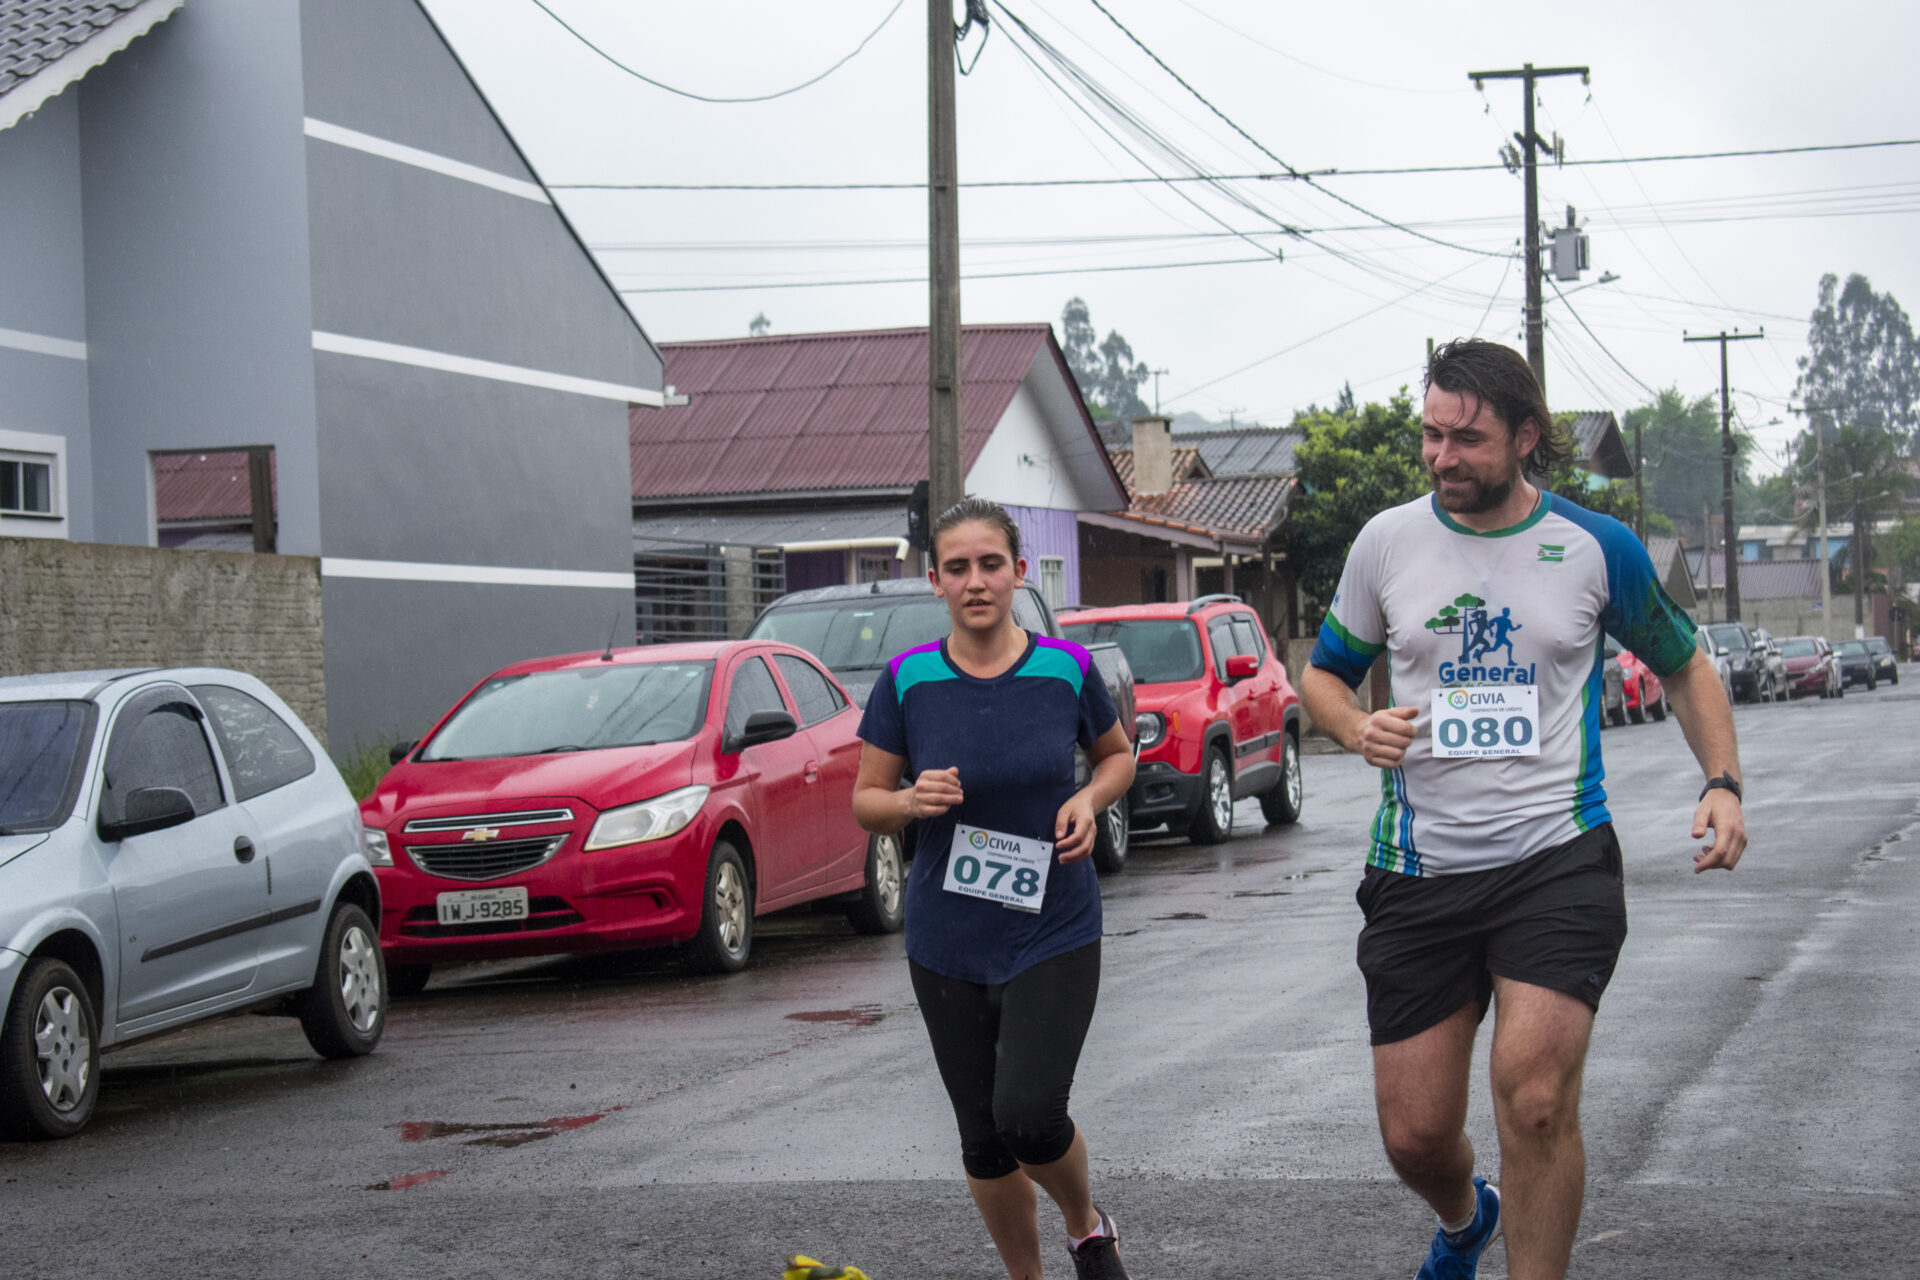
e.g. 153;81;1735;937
359;641;901;991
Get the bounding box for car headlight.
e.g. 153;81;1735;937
362;826;393;867
585;785;710;851
1135;711;1165;750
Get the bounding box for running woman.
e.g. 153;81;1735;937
853;497;1136;1280
1301;340;1747;1280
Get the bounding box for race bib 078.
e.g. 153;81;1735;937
944;824;1052;912
1430;686;1541;759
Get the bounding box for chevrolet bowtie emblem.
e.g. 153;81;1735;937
462;827;502;842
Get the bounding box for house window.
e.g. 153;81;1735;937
0;452;55;516
1038;556;1066;608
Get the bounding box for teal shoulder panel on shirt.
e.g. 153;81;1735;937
1017;644;1086;691
893;648;957;699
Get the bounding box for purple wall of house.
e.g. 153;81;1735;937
783;548;843;592
1004;504;1081;606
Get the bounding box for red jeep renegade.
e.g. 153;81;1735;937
1062;595;1302;843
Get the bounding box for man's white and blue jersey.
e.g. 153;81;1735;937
1310;493;1697;876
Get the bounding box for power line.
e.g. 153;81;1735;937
1166;0;1467;96
527;0;906;104
1547;276;1659;398
547;137;1920;190
614;252;1281;294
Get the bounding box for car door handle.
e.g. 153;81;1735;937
804;761;820;782
234;836;256;864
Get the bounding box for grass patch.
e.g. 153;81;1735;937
335;740;396;802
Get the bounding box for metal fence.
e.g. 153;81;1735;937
634;541;786;643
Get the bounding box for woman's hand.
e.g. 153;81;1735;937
908;766;964;820
1053;792;1099;863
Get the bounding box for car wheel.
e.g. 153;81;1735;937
1091;794;1131;874
385;964;432;998
1650;690;1669;721
1608;695;1626;728
1259;730;1304;826
297;902;386;1059
0;958;100;1140
1628;682;1646;724
682;840;753;974
1867;671;1877;691
846;833;906;934
1189;747;1233;846
1892;668;1900;685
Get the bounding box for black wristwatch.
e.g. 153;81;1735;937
1699;772;1743;803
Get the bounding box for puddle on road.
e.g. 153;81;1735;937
1230;890;1292;898
785;1005;885;1029
392;1108;625;1148
1103;929;1141;938
1151;912;1208;921
362;1169;451;1191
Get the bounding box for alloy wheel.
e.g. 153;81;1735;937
714;860;748;957
337;924;382;1035
1208;755;1232;835
873;835;904;917
1284;740;1304;814
33;985;91;1114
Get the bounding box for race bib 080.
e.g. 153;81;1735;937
944;824;1052;913
1430;686;1541;759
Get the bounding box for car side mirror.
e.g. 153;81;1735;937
1224;654;1258;681
389;739;420;765
101;786;196;841
732;709;798;751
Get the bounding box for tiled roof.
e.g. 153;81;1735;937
153;450;276;522
629;325;1092;500
1184;427;1302;477
1694;556;1825;601
1121;474;1295;543
0;0;177;123
1108;445;1206;493
1569;410;1634;479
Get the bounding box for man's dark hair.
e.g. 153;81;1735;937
930;495;1022;562
1424;339;1573;480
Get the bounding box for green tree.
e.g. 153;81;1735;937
1796;272;1920;448
1622;388;1750;532
1286;392;1427;618
1061;297;1150;421
1886;516;1920;578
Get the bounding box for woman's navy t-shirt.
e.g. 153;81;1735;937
857;630;1119;985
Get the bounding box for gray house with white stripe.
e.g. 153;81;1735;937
0;0;667;751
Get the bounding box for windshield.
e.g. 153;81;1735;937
1707;625;1748;651
420;662;713;761
749;599;956;673
1778;639;1818;658
1063;619;1203;684
1866;637;1891;653
0;700;96;833
1837;641;1868;656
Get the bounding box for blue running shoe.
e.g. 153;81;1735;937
1415;1176;1501;1280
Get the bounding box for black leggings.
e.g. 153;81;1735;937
908;942;1100;1180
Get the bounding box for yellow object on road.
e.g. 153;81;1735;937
783;1255;871;1280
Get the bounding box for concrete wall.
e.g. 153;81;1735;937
77;0;323;554
0;536;327;740
0;92;94;541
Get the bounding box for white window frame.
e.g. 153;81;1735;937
1038;555;1067;609
0;427;67;539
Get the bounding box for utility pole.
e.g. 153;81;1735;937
1702;501;1715;622
927;0;964;519
1150;368;1169;415
1632;418;1644;542
1467;62;1588;395
1792;401;1838;635
1682;328;1764;623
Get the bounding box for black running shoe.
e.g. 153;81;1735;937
1067;1209;1131;1280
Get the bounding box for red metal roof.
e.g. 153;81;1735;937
629;325;1060;499
152;450;275;522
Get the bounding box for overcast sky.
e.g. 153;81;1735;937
423;0;1920;476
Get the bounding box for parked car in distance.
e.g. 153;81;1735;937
1751;629;1791;702
1060;595;1302;844
1835;639;1878;691
1599;638;1629;727
363;642;901;991
1864;636;1900;685
0;668;383;1140
746;578;1139;872
1693;626;1735;702
1614;645;1669;722
1702;622;1780;704
1777;636;1841;699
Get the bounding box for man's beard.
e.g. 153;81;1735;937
1428;463;1518;514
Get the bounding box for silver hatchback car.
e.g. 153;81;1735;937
0;668;385;1139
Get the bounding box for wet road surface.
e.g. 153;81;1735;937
4;674;1918;1278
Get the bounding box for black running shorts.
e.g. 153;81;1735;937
1355;823;1628;1046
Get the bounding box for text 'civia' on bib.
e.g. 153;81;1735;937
944;824;1052;913
1430;685;1541;759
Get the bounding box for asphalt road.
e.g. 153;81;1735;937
5;671;1918;1279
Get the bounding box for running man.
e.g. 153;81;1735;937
1301;339;1746;1280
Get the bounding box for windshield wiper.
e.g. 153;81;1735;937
534;745;589;754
